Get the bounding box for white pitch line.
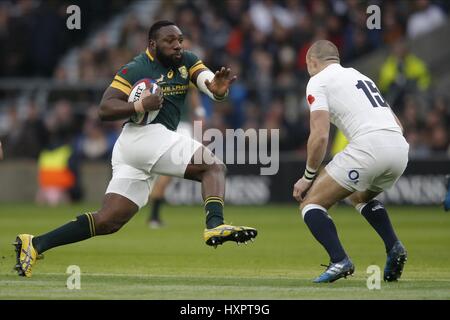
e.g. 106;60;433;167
1;272;450;282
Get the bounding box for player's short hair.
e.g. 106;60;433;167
307;40;340;63
148;20;176;40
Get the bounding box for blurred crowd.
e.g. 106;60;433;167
0;0;133;77
0;0;449;162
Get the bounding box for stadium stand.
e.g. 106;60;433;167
0;0;448;204
0;0;448;161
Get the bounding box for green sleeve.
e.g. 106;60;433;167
184;51;208;80
110;61;142;96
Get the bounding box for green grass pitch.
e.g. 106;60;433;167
0;203;449;299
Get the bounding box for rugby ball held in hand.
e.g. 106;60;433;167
128;78;160;124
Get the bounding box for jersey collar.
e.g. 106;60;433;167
313;63;340;78
146;48;154;61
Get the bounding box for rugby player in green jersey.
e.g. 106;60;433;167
14;20;257;277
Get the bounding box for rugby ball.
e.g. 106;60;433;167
128;78;160;124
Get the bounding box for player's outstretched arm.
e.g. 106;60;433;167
192;67;236;101
204;67;237;98
99;87;163;121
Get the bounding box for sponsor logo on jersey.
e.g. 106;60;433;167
161;84;189;96
307;94;315;105
167;70;174;79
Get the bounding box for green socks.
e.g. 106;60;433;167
204;197;224;229
32;212;96;254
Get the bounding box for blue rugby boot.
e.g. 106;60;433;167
313;257;355;283
384;240;407;282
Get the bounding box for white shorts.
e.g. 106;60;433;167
176;121;193;138
105;123;203;208
325;132;409;193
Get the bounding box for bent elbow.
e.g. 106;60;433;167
319;134;329;144
315;134;329;146
98;103;110;121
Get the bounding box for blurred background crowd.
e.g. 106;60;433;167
0;0;449;166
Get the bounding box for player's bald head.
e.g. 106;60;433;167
307;40;340;63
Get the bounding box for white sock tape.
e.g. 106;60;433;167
355;202;368;214
301;203;327;219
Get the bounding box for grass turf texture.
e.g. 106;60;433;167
0;203;449;299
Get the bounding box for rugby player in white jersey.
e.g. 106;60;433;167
293;40;409;283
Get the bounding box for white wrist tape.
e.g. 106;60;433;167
196;70;228;101
303;165;317;181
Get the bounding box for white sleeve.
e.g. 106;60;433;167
306;78;329;112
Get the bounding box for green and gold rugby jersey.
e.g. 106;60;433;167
110;48;206;131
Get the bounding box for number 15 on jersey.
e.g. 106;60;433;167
356;80;388;108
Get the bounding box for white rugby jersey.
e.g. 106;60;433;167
306;63;402;141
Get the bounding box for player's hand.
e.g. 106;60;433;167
205;67;237;97
0;140;3;160
293;177;313;202
141;87;163;111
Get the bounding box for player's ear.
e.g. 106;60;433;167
149;39;156;50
